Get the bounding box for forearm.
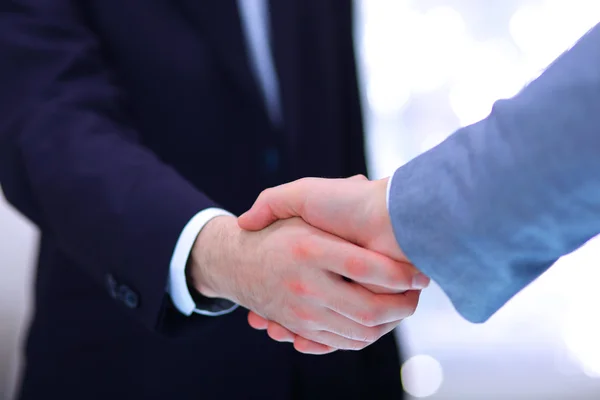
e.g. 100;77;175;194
389;23;600;322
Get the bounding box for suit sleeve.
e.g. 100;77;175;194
388;23;600;323
0;1;220;332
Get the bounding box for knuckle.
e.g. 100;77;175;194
290;237;313;261
285;279;312;298
294;178;312;195
352;326;379;343
386;263;412;289
290;305;316;325
343;256;370;278
257;188;273;202
348;340;369;351
297;177;314;186
356;310;379;327
341;299;379;328
364;327;382;342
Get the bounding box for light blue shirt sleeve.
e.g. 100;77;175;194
168;0;279;316
387;24;600;323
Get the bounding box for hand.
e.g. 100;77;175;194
238;175;429;353
190;215;425;354
238;175;405;262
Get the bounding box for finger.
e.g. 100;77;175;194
293;337;338;355
258;307;404;352
255;316;359;353
258;306;376;349
263;307;374;351
314;237;427;292
267;322;297;343
256;318;335;354
237;200;281;231
325;283;422;327
247;311;269;330
238;177;357;231
361;282;405;294
295;318;402;352
296;329;370;351
348;174;368;181
265;316;402;355
318;308;402;343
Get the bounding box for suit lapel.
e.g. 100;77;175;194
176;0;261;100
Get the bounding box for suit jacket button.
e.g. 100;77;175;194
123;289;139;309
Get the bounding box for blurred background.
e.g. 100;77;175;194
2;0;600;399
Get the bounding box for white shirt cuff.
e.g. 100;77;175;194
386;174;394;212
168;207;239;316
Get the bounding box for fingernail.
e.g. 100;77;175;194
412;273;430;289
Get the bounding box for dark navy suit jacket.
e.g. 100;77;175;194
0;1;402;399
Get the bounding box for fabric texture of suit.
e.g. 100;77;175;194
0;1;403;399
388;23;600;323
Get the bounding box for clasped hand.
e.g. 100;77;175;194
190;175;429;355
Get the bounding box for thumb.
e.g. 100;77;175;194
238;179;310;231
237;200;279;231
348;174;369;181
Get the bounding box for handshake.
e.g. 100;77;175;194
190;175;430;355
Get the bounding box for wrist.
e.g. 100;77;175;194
189;215;240;299
368;177;408;262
